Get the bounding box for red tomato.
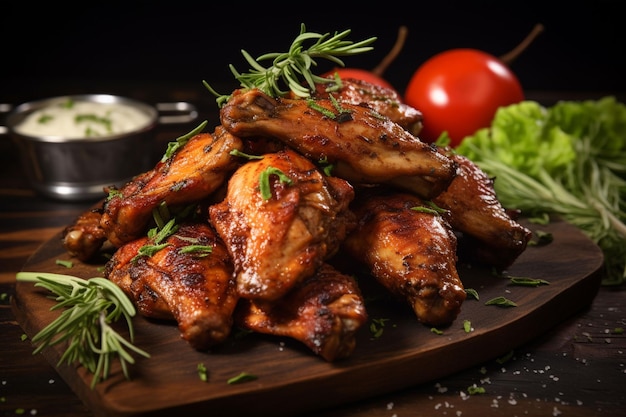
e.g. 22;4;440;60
322;68;395;91
404;48;524;147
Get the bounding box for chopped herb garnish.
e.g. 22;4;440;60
306;98;337;119
133;217;179;263
161;120;208;162
463;320;472;333
179;245;213;257
227;372;258;384
411;201;448;215
430;327;444;335
317;156;334;176
62;98;75;109
197;363;208;382
509;276;550;286
465;288;479;300
230;149;264;160
484;296;517;307
369;317;390;339
259;167;293;200
528;229;553;246
55;259;73;268
37;114;53;124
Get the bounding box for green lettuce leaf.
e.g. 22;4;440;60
454;96;626;286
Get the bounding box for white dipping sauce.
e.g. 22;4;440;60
15;99;153;139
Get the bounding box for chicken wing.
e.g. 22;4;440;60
100;126;243;247
62;205;107;262
343;191;465;326
433;149;532;269
235;263;368;361
105;222;238;350
209;149;356;302
220;88;456;200
311;77;423;137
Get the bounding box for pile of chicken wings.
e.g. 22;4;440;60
62;78;531;361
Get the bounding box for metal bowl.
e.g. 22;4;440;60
1;94;197;201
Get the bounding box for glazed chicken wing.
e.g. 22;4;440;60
105;222;238;350
100;126;243;247
62;205;107;262
310;77;423;137
209;149;356;301
433;149;532;269
343;192;466;326
220;88;456;200
235;263;368;361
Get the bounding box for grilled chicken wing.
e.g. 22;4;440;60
105;222;238;350
343;192;465;326
311;77;423;136
62;205;107;261
433;149;532;269
220;88;456;200
209;149;356;302
100;126;243;247
235;263;368;361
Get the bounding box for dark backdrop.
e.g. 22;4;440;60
2;1;624;104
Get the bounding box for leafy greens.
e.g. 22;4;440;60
454;96;626;286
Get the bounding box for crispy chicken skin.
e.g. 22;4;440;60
220;88;456;200
343;192;466;326
100;126;243;247
105;222;238;350
235;263;368;361
62;206;107;262
209;149;356;302
311;77;423;137
433;149;532;269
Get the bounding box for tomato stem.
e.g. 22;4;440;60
499;23;545;66
372;26;409;77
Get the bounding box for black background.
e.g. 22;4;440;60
1;0;625;104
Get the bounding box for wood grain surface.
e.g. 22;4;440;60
11;217;604;417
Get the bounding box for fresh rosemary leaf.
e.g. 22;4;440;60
161;120;208;162
509;277;550;287
484;296;517;307
15;272;149;389
205;23;376;106
259;167;293;200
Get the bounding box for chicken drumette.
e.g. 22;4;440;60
209;148;356;302
235;262;368;361
100;126;243;248
433;149;532;269
105;222;238;350
343;191;466;326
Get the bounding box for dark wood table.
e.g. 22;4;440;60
1;84;624;417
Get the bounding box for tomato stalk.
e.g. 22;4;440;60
499;23;545;66
370;25;409;78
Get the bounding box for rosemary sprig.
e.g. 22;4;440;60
15;272;150;389
204;23;376;107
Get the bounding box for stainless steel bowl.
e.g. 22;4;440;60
1;94;197;201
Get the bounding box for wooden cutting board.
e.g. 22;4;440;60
11;217;603;417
